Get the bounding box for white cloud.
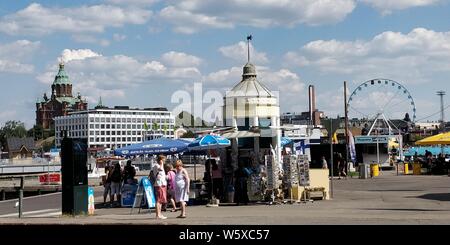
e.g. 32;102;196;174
159;5;233;34
0;3;151;36
219;41;269;64
284;28;450;84
0;40;40;73
105;0;159;5
161;51;202;67
113;33;127;41
361;0;441;15
60;49;102;63
37;50;202;103
159;0;356;33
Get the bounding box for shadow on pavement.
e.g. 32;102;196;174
367;189;424;192
362;208;447;212
414;193;450;202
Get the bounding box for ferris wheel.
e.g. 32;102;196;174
347;78;416;135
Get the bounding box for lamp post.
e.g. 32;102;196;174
329;118;335;199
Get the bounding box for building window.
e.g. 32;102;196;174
122;124;126;128
101;118;105;122
106;118;110;123
101;131;105;135
90;124;94;129
127;137;131;141
132;131;136;135
122;137;126;142
137;124;141;129
95;124;99;129
90;131;94;136
112;118;116;123
132;124;136;129
112;138;115;142
127;118;131;123
111;124;115;129
95;118;99;122
106;137;110;142
137;118;142;123
101;124;105;129
132;118;136;123
90;118;94;122
122;131;126;135
112;131;116;135
90;137;94;142
132;137;136;142
137;137;141;141
127;125;131;129
101;137;105;142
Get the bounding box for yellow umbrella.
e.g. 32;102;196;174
415;132;450;145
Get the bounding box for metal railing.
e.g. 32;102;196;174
0;164;61;175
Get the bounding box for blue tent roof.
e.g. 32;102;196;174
188;134;231;151
114;138;189;156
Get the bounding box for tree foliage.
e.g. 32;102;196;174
0;120;28;148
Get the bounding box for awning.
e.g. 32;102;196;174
415;132;450;145
222;131;260;139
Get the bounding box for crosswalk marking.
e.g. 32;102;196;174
0;208;60;218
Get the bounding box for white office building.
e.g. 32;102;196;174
54;106;175;149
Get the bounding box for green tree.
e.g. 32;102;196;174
0;120;28;148
27;124;44;140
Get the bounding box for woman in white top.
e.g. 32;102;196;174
174;160;190;218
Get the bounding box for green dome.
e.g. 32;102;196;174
53;63;71;85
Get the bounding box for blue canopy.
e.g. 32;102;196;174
114;138;189;156
281;137;293;147
188;134;231;151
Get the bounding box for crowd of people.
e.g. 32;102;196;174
102;155;191;219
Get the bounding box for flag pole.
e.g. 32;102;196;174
247;35;252;63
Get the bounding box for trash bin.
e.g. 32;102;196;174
370;164;379;177
403;163;409;175
359;164;369;179
413;162;421;175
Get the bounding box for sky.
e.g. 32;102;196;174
0;0;450;128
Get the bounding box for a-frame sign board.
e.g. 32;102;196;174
130;177;156;215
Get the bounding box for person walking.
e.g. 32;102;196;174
102;161;112;206
152;155;168;219
211;160;223;201
164;163;177;212
174;160;190;218
337;153;347;179
109;162;122;206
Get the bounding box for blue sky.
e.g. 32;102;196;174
0;0;450;127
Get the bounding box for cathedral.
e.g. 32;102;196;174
36;63;88;130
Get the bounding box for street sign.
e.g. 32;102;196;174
130;177;156;215
88;187;95;215
121;183;138;207
355;136;389;144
